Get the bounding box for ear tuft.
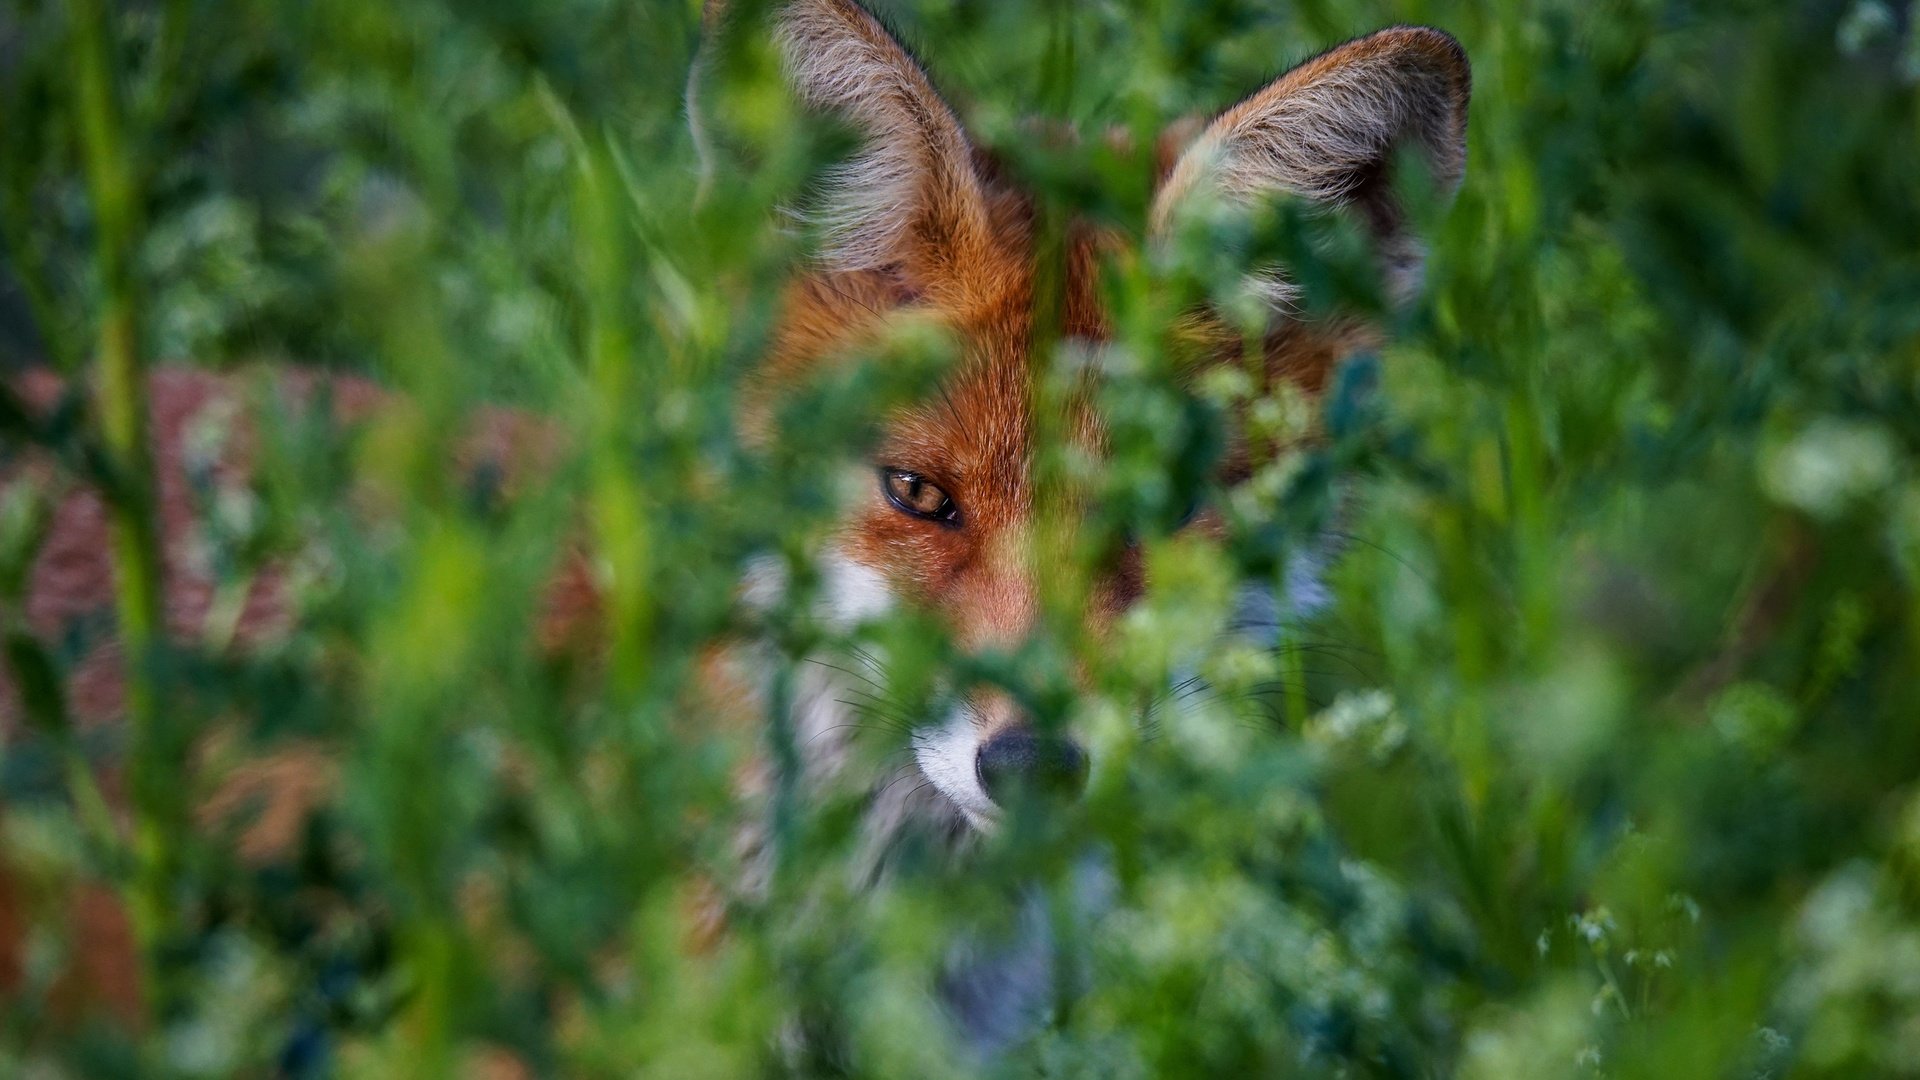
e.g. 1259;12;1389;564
1152;25;1471;306
771;0;994;284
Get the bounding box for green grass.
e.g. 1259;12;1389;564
3;0;1919;1075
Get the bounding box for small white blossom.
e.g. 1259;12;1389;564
1761;418;1898;519
1667;893;1702;925
1570;907;1617;948
1306;690;1406;761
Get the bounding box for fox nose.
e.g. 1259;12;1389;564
975;727;1087;806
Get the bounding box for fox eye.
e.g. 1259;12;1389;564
880;469;960;526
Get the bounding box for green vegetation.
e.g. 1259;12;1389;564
3;0;1919;1075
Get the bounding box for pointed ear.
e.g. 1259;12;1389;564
1151;26;1470;305
763;0;996;286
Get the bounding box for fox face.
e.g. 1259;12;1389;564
738;0;1470;831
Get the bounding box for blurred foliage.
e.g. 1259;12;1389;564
3;0;1920;1076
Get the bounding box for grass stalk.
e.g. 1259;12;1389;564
73;0;178;1014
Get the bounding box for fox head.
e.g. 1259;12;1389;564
732;0;1469;830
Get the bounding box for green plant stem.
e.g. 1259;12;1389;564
74;0;177;1012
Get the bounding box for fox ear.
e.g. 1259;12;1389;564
764;0;995;287
1151;26;1470;306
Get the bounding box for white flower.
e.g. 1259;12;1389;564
1570;907;1617;947
1761;418;1899;519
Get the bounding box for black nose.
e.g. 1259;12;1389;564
975;727;1088;806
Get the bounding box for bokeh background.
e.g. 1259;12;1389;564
2;0;1919;1075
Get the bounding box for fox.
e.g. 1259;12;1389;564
718;0;1468;836
703;0;1469;1048
0;0;1469;1056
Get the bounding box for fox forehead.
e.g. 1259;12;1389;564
762;219;1113;490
